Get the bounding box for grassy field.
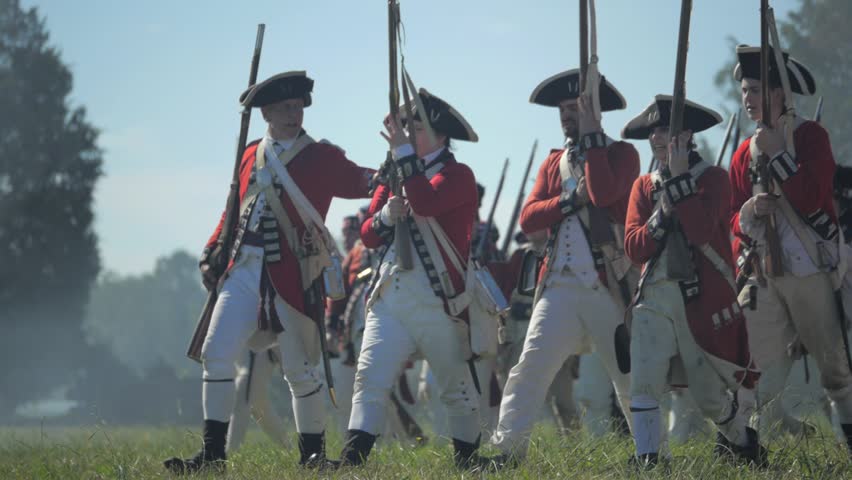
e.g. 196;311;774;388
2;422;851;479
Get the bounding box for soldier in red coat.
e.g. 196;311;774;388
334;89;484;469
623;96;763;467
728;45;852;453
164;71;374;474
488;69;639;468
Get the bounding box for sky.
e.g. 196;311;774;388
21;0;800;276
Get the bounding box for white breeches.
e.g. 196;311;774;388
200;247;325;433
741;272;852;424
491;273;631;456
349;271;480;443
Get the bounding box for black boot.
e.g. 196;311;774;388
163;419;228;475
298;432;329;468
453;436;485;471
841;424;852;454
714;427;768;468
339;429;377;467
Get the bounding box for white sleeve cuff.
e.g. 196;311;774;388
392;143;415;161
379;203;395;226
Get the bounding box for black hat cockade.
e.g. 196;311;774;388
621;95;722;140
733;45;816;96
240;70;314;108
402;88;479;142
529;69;626;111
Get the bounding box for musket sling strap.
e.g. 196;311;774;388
417;215;503;358
258;136;343;290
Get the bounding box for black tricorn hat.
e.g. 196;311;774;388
403;88;479;142
733;45;816;96
621;95;722;140
239;71;314;108
529;69;626;111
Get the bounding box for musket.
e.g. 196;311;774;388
731;110;741;159
310;281;338;407
814;95;824;123
500;139;538;257
715;112;737;168
579;0;588;92
668;1;691;144
387;0;414;270
756;0;784;278
475;158;509;262
187;24;265;362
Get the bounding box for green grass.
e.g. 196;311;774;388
1;423;851;479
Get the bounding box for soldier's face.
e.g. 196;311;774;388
741;78;784;124
649;127;671;163
558;100;579;139
411;120;447;157
741;78;763;122
262;98;305;138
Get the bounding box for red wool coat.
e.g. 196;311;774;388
625;166;758;387
729;120;837;261
205;138;374;316
519;141;640;283
361;154;477;299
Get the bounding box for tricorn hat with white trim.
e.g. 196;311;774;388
733;45;816;96
621;95;722;140
403;89;479;142
240;71;314;107
529;69;626;111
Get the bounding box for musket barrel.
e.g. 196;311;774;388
500;139;538;256
715;113;737;167
187;24;266;361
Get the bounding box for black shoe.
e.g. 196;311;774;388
842;424;852;454
453;436;487;471
298;432;328;468
627;453;659;470
163;451;226;475
164;419;228;475
339;429;377;467
714;427;769;468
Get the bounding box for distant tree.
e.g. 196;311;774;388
83;250;206;378
713;0;852;164
0;0;103;414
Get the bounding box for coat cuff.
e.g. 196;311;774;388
558;189;580;216
663;173;697;205
371;213;394;240
578;131;607;153
396;153;425;181
646;208;670;241
200;244;217;267
768;150;798;184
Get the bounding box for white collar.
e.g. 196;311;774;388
423;147;448;178
265;132;296;151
